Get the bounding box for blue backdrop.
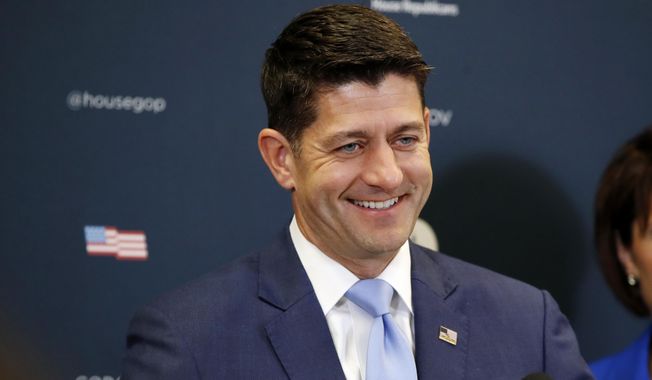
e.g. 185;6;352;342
2;1;652;378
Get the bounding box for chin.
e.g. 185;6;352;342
359;232;409;255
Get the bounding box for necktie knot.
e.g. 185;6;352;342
345;279;394;317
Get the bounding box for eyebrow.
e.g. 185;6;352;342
322;122;425;147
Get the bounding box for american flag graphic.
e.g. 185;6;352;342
438;325;458;346
84;225;148;260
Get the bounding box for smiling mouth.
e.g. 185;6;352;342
350;196;400;210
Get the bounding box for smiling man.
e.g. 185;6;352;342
122;5;593;380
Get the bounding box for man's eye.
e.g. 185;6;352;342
396;137;416;146
340;143;360;153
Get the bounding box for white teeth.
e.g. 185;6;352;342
353;197;399;210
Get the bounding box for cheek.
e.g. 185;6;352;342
639;258;652;284
306;164;358;198
401;154;433;183
633;244;652;310
633;238;652;274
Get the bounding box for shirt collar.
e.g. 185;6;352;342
289;216;413;315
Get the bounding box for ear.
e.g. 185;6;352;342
616;235;640;278
422;106;431;145
258;128;296;191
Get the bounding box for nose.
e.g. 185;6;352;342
360;143;404;192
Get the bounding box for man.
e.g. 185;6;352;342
122;5;593;379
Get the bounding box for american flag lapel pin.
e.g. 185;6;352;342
438;325;458;346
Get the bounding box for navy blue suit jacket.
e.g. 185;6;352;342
122;229;593;379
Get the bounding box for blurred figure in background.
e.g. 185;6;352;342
591;126;652;380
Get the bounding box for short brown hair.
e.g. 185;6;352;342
595;126;652;316
261;4;430;153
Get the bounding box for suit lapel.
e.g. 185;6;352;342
411;243;469;380
257;232;468;379
259;230;345;380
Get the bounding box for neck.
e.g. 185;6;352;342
327;251;398;279
292;216;401;278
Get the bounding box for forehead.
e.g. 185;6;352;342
309;74;425;135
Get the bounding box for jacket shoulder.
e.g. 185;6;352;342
412;243;543;302
144;252;261;321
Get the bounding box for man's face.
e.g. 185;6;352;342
290;73;432;267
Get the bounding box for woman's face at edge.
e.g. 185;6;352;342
617;206;652;313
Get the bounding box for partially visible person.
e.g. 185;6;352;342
591;126;652;380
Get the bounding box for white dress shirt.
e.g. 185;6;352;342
289;216;415;380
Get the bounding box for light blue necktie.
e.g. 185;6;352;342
345;279;418;380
